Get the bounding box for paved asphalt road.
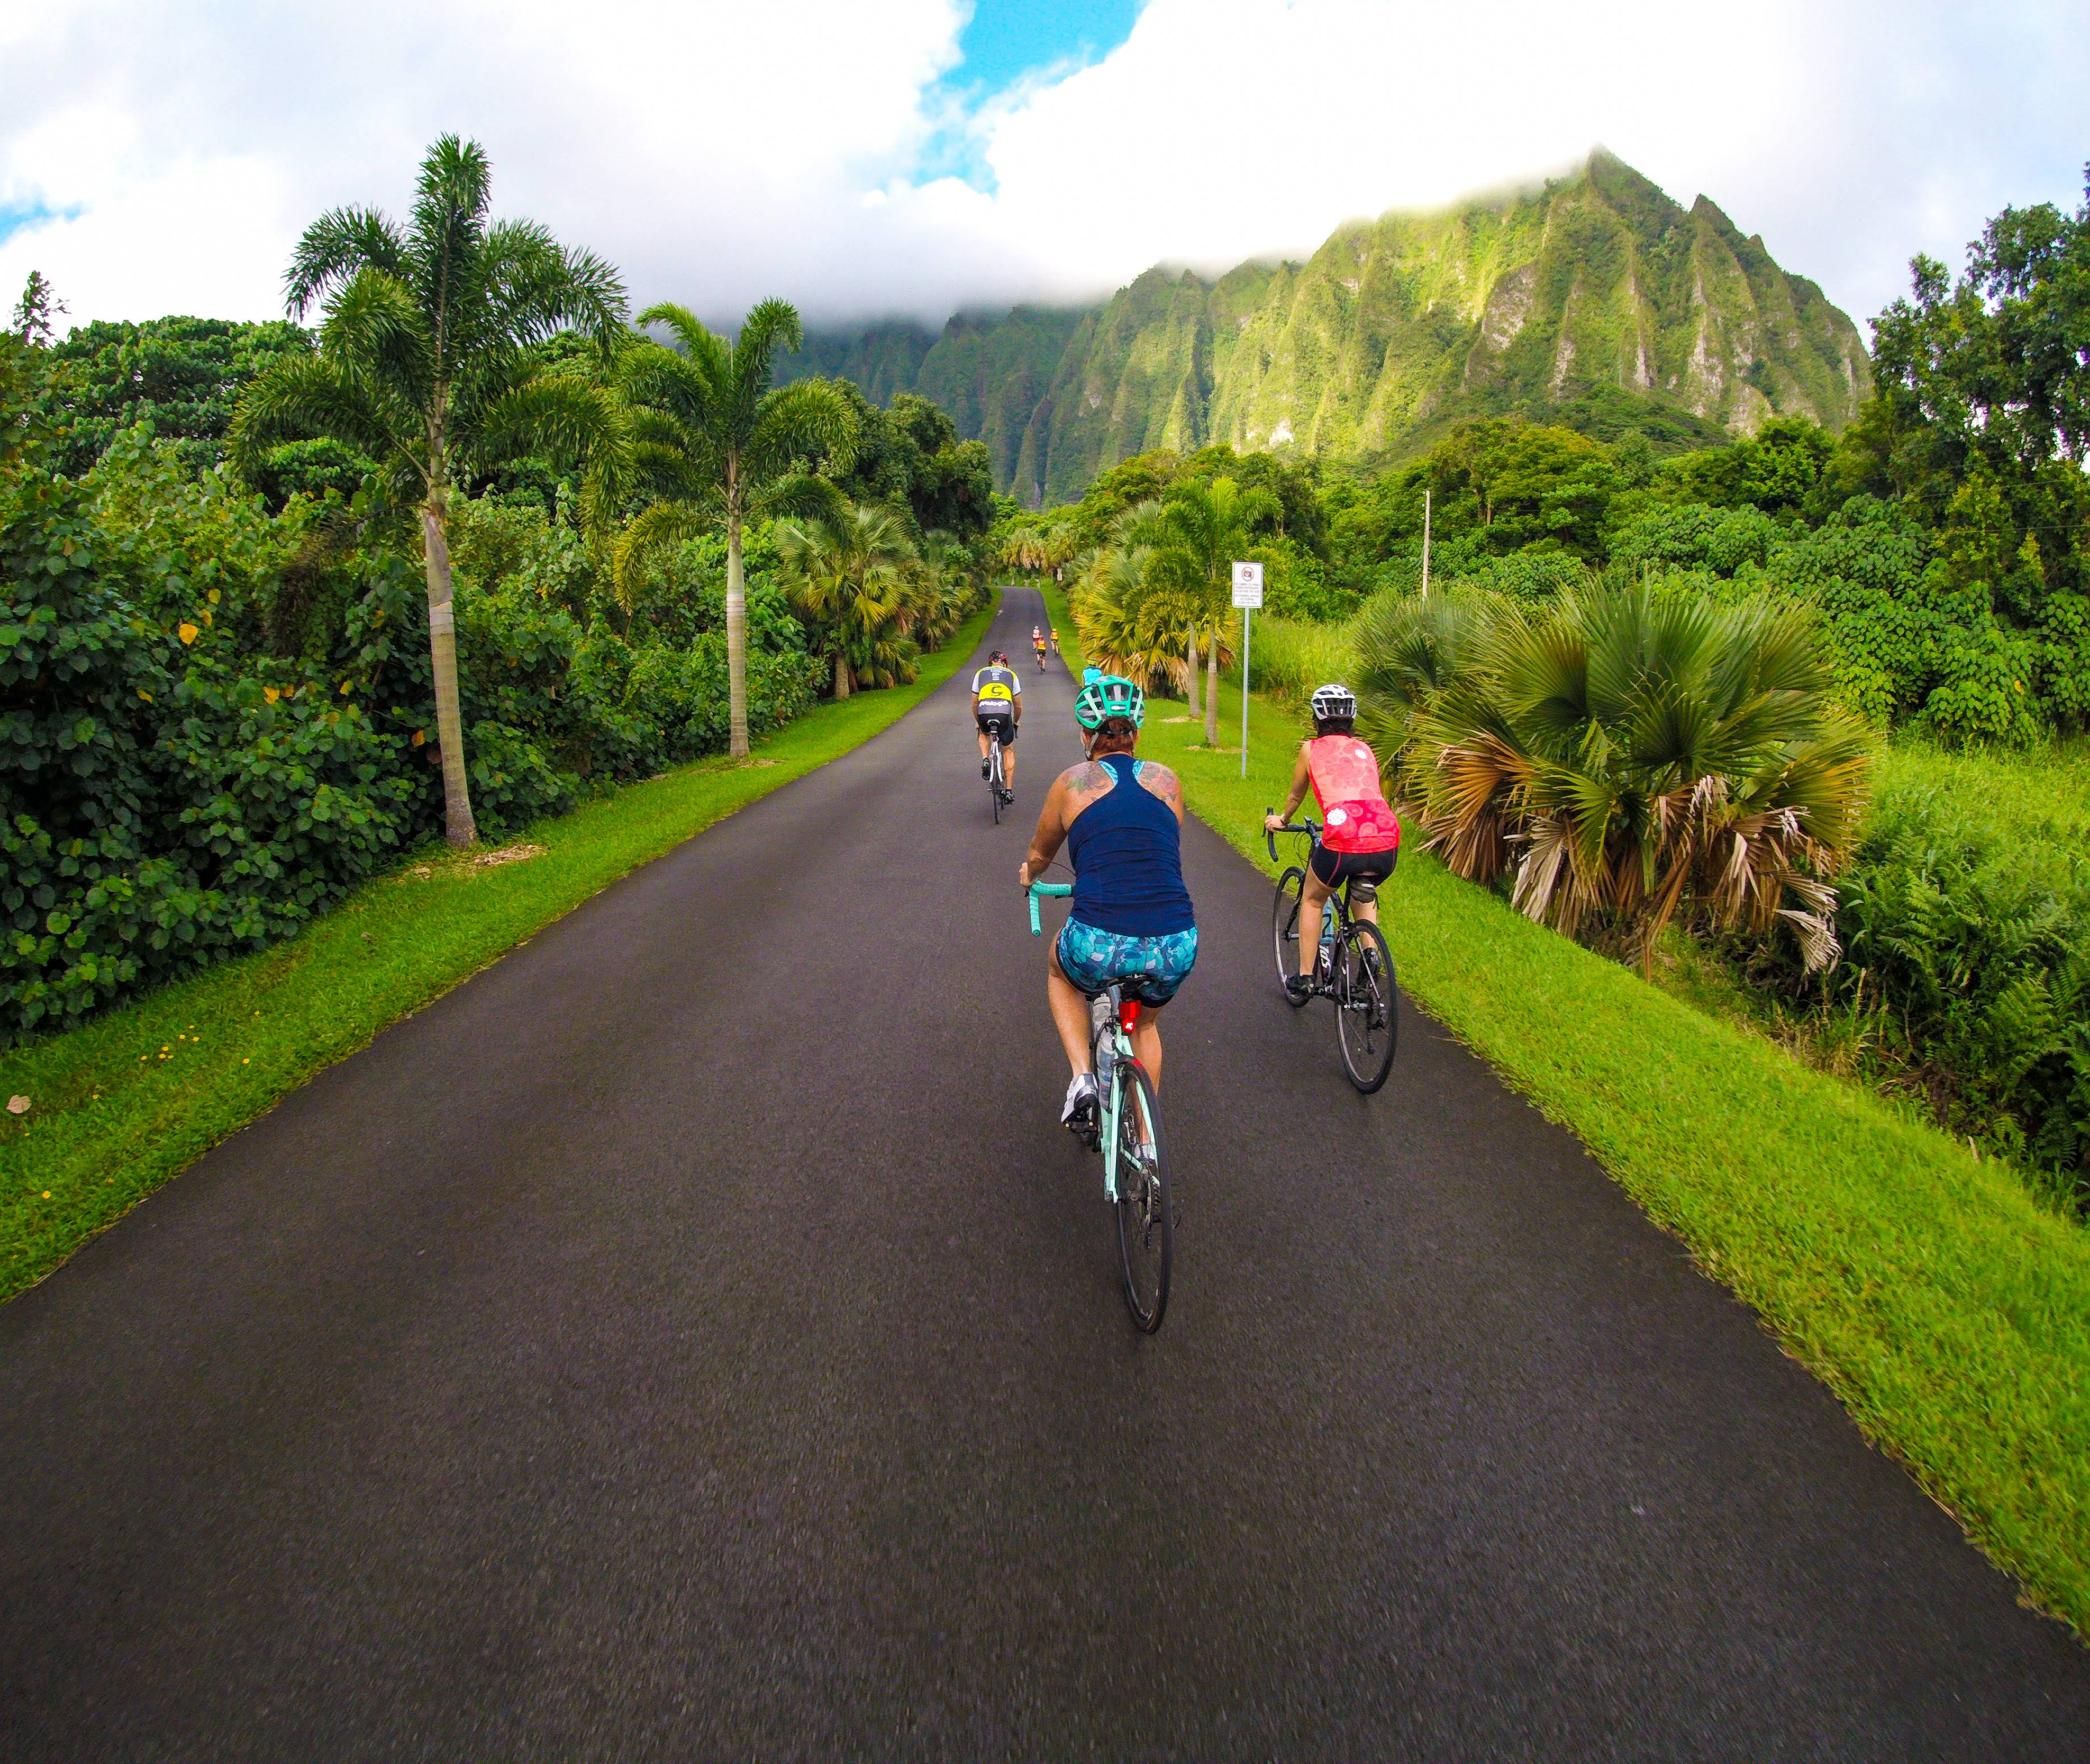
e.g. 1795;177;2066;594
3;587;2087;1760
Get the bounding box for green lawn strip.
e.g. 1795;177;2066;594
0;598;997;1300
1046;586;2090;1636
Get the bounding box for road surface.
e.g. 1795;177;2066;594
2;587;2085;1759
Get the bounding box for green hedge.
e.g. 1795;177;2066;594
1;465;819;1039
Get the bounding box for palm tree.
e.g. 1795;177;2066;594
1001;517;1075;579
909;529;974;651
231;135;625;847
605;301;855;756
775;502;919;697
1409;578;1872;971
1075;543;1203;694
1127;475;1279;743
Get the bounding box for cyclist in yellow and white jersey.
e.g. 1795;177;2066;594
972;650;1022;799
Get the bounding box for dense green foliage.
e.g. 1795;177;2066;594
787;151;1867;505
1364;582;1870;971
2;139;992;1042
0;435;824;1039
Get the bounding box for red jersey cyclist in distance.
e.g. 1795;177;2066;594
1263;683;1400;1001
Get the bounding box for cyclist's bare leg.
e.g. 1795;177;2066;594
976;727;990;763
1298;868;1334;976
1002;747;1017;793
1047;944;1168;1090
1046;943;1093;1076
1129;1007;1164;1090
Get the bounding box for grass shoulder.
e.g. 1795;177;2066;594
1043;583;2090;1641
0;597;996;1302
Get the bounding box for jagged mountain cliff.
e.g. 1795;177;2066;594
782;152;1871;506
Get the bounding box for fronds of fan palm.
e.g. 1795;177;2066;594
1410;579;1873;972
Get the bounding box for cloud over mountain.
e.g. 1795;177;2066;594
1;0;2084;336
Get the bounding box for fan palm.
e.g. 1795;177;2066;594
1352;587;1493;802
604;301;856;755
775;502;919;697
1411;579;1872;971
231;135;625;847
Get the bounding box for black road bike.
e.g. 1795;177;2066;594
1268;816;1398;1093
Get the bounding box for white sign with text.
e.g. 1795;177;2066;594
1231;561;1264;608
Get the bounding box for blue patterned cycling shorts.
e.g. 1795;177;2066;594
1055;918;1199;1006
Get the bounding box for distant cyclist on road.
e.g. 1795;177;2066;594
1264;683;1401;1003
973;649;1022;799
1019;671;1197;1127
1032;625;1048;669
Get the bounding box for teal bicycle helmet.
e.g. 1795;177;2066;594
1074;671;1145;730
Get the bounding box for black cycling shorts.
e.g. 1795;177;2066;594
1310;843;1396;889
977;710;1017;744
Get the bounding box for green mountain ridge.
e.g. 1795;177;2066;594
781;152;1872;507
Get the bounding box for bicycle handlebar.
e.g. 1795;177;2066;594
1027;879;1072;935
1264;808;1322;864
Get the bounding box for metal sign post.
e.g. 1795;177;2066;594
1231;561;1264;779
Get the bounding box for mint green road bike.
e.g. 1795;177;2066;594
1029;881;1173;1332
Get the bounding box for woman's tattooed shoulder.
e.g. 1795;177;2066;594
1139;762;1184;810
1063;759;1117;801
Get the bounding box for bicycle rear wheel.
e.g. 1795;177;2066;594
1272;867;1308;1004
1334;918;1398;1093
989;737;1004;822
1110;1059;1172;1333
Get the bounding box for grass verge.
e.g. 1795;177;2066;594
1046;586;2090;1639
0;598;996;1301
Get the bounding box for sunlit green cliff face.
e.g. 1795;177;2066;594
784;152;1871;506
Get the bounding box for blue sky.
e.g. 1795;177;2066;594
923;1;1143;186
2;0;2086;332
948;0;1141;94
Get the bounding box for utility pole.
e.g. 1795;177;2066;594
1420;487;1432;600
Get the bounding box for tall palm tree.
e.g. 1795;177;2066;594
232;135;625;847
1410;579;1872;971
605;301;855;756
774;501;918;699
1127;476;1279;742
1075;543;1202;694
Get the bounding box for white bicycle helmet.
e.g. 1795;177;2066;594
1310;683;1357;722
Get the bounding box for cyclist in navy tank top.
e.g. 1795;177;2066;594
1019;673;1199;1128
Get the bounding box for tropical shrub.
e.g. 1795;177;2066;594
1394;579;1871;971
0;458;820;1042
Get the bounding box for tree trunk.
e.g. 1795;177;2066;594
1185;628;1202;720
421;501;477;848
833;649;851;700
1204;621;1221;746
725;506;750;758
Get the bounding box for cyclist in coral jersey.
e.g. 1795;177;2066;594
1263;683;1401;1004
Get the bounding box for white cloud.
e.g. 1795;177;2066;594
0;0;2084;339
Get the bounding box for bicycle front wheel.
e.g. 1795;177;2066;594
1334;919;1398;1093
1272;867;1308;1003
1110;1059;1172;1333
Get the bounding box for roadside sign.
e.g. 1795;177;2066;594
1231;561;1264;608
